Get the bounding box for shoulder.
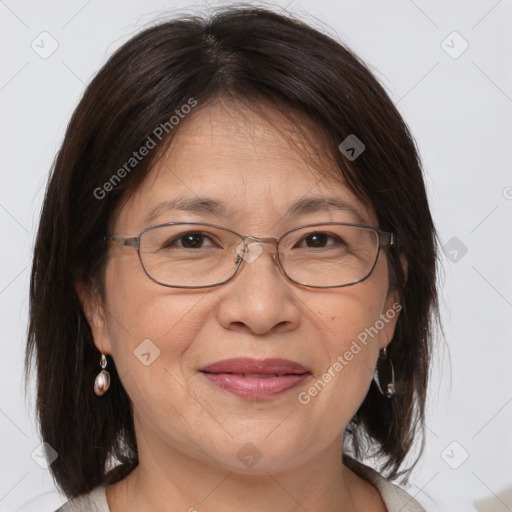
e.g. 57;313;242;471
346;457;427;512
54;484;110;512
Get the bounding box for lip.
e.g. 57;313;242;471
200;357;309;375
200;358;311;400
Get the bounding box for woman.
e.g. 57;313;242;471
26;5;440;511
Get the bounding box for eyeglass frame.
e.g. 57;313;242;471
104;221;396;289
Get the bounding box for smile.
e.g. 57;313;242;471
201;372;310;399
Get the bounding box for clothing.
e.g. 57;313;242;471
347;458;427;511
55;459;426;512
55;485;108;512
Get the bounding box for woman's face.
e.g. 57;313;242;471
85;100;401;473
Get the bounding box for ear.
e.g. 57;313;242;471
379;253;408;349
75;277;113;355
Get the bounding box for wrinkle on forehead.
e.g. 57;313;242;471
151;96;344;187
114;96;376;233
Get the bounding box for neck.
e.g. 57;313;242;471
106;421;383;512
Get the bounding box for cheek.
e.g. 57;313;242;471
101;261;223;455
103;257;207;389
295;305;381;444
105;251;202;338
300;258;390;412
314;262;390;354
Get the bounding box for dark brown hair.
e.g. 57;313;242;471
25;4;441;499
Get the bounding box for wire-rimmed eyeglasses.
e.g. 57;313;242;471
105;221;396;289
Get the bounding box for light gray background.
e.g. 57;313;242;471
1;1;511;511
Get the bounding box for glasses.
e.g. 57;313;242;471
105;222;396;289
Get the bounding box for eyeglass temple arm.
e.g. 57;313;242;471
379;231;397;249
104;235;140;249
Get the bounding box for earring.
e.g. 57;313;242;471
94;353;111;396
373;347;395;398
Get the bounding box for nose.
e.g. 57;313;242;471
216;238;301;336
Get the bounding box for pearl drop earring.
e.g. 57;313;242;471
94;353;111;396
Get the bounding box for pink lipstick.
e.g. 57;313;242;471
200;358;311;400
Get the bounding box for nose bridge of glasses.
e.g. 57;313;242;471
234;235;281;266
244;236;279;255
244;235;279;245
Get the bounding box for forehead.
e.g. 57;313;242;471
115;100;377;233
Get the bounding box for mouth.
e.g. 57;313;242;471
199;358;311;400
200;357;310;375
213;372;298;377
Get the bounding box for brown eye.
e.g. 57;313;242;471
295;232;345;249
162;232;216;250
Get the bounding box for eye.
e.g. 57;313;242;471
294;232;346;249
162;231;218;250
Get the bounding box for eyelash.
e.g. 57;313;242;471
164;231;343;250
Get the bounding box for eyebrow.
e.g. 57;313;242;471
141;195;368;227
287;197;367;224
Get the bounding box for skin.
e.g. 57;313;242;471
79;99;406;512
